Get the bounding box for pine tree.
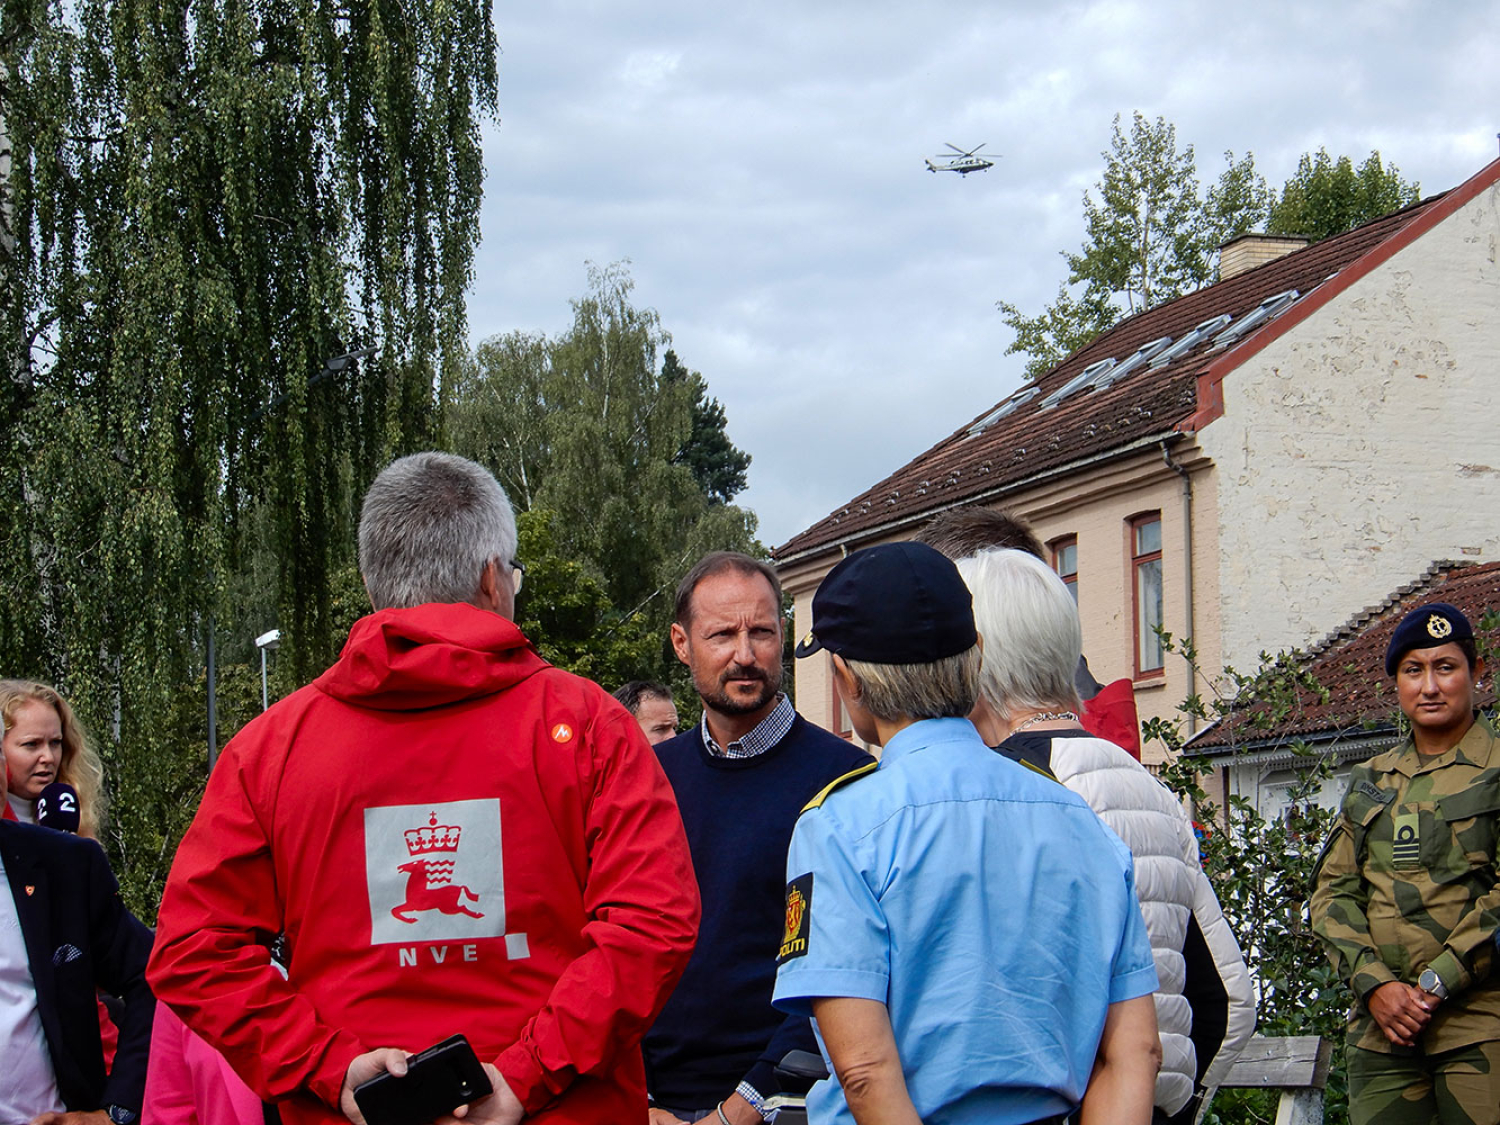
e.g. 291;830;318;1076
663;350;752;506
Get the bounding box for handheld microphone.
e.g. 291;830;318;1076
36;781;81;834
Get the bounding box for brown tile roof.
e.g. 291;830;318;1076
1187;561;1500;755
773;192;1455;563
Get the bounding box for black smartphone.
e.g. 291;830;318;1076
353;1035;493;1125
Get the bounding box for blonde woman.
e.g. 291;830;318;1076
1;679;106;838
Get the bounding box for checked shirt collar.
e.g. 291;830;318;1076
701;692;794;759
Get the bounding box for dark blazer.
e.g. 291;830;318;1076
0;819;154;1116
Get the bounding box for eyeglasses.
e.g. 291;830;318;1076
509;560;525;595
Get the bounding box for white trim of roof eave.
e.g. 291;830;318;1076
1185;720;1399;761
773;429;1187;568
1199;732;1399;773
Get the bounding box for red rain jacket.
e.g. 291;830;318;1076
1081;677;1142;760
148;603;699;1124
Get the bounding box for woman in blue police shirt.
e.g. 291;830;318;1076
773;543;1160;1125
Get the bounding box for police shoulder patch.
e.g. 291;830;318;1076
801;761;879;814
778;873;813;963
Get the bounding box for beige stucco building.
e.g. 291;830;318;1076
774;158;1500;768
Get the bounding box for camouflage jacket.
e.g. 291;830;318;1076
1310;717;1500;1052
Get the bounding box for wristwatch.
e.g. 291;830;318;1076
1418;968;1449;1000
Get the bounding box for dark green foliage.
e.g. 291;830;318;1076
1;0;495;917
663;349;752;505
449;263;761;697
1268;150;1421;243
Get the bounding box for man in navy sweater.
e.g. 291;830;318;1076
644;552;872;1125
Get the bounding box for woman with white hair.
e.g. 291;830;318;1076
953;547;1257;1125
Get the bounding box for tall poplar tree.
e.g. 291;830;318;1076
0;0;496;913
997;117;1422;380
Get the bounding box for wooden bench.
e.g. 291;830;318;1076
1199;1035;1332;1125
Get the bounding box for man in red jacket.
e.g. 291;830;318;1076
148;452;701;1125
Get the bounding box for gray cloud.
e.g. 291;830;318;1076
472;0;1500;547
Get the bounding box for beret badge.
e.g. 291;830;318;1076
1385;602;1472;675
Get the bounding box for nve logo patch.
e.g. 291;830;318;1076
364;799;507;946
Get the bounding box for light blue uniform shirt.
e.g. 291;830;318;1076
772;717;1158;1125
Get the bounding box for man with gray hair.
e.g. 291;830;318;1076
149;452;701;1125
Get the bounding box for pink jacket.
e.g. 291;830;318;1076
145;1001;264;1125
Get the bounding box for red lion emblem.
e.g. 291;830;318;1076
783;885;806;945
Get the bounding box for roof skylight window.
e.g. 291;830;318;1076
1149;315;1233;369
1093;336;1174;389
1040;359;1115;409
1211;290;1300;350
966;385;1040;436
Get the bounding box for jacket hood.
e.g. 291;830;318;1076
315;603;548;711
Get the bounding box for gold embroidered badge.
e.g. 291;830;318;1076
1428;616;1453;640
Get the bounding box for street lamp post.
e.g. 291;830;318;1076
255;629;282;711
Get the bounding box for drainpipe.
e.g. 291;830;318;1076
1161;441;1197;735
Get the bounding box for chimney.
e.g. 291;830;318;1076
1218;233;1310;281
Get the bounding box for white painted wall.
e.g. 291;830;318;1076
1201;181;1500;672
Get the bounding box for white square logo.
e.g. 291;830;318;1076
364;799;507;946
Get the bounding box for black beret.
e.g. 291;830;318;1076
1385;602;1473;675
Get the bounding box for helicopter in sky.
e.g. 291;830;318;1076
925;143;998;175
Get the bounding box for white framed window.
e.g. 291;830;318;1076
1052;536;1079;604
1131;514;1164;676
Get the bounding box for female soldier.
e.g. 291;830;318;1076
1311;603;1500;1125
1;679;106;837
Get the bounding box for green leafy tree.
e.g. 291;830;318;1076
996;283;1120;381
0;0;496;916
999;113;1269;379
1268;149;1420;243
449;263;761;695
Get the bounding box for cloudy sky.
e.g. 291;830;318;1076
470;0;1500;550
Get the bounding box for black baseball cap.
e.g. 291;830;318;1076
1384;602;1474;675
794;542;977;664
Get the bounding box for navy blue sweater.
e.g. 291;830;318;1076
643;714;872;1108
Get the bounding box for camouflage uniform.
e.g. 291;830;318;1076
1311;716;1500;1125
